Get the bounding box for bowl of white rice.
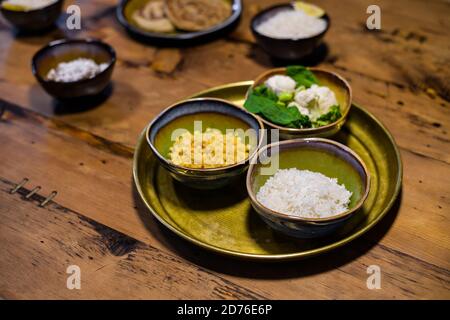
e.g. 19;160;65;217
246;138;370;238
250;2;330;60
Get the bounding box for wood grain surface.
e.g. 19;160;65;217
0;0;449;299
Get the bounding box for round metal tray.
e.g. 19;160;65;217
133;81;402;261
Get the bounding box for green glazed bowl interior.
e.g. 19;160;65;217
147;98;264;173
248;138;370;222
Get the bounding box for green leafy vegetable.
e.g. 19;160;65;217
244;90;304;126
244;67;342;129
288;107;312;128
276;101;286;108
243;91;266;113
260;104;297;126
278;107;311;128
286;66;319;88
244;92;311;128
278;91;294;102
253;84;278;101
312;105;342;127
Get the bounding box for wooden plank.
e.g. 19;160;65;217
1;101;449;299
1;175;448;299
0;178;267;299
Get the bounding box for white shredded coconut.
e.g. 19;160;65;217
256;9;327;40
2;0;57;10
46;58;109;82
256;168;352;218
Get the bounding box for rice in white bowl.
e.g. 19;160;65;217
256;9;327;40
256;168;352;218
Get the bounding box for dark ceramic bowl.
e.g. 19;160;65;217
116;0;242;46
0;0;63;32
247;67;352;140
247;138;370;238
31;38;116;99
251;3;329;60
146;98;264;189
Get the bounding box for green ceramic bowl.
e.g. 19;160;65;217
146;98;264;189
247;67;352;140
247;138;370;238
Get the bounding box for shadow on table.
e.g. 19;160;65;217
132;179;402;280
52;83;114;115
250;43;330;68
25;82;114;115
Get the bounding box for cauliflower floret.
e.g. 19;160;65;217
288;101;310;117
265;75;296;95
294;85;338;120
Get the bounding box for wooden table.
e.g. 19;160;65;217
0;0;449;299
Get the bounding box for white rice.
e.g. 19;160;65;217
256;9;327;40
256;168;352;218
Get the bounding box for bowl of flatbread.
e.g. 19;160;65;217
116;0;242;45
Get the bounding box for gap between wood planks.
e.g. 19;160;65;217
400;146;450;166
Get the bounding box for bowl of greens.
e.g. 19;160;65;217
244;66;352;139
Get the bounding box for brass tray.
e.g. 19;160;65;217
133;81;402;261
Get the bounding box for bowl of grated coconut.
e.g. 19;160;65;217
246;138;370;238
250;2;330;60
32;38;116;99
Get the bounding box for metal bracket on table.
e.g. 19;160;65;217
10;178;57;207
